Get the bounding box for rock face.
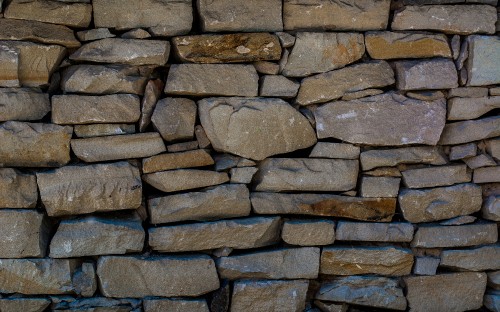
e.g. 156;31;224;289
281;219;335;246
198;97;316;160
321;246;413;276
0;298;51;312
142;149;213;173
142;169;229;193
398;183;482;222
411;223;498;248
36;161;142;216
74;124;135;138
0;88;50;122
310;142;360;159
404;273;487;311
149;217;280;252
143;299;209;312
97;255;220;298
467;35;500;86
173;33;281;63
365;31;451;59
360;146;446;170
165;64;258;96
148;184;251;224
0;121;72;167
0;169;37;208
394;58;458;90
283;0;391;31
401;165;471;188
441;246;500;271
49;215;145;258
231;280;309;312
259;75;300;98
0;43;19;87
314;92;446;145
392;5;497;34
448;96;500;120
282;32;365;77
296;61;395;105
439;116;500;145
151;98;196;142
360;176;400;198
93;0;192;36
254;158;358;192
336;221;414;242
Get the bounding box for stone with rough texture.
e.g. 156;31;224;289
310;143;360;159
282;32;365;77
70;38;170;66
97;255;219;298
230;167;258;184
216;247;320;280
93;0;192;36
199;97;316;160
173;33;281;63
231;280;309;312
483;195;500;221
0;298;50;312
71;133;166;162
402;165;471;188
139;79;164;132
395;58;458;90
404;273;487;312
254;158;358;192
282;219;335;246
0;168;37;208
441;245;500;271
77;28;115;42
259;75;300;98
360;176;400;198
74;124;135;138
413;257;439;276
486;139;500;161
167;141;199;153
142;149;213;174
251;192;396;222
316;276;406;310
50;297;141;312
165;64;258;96
392;5;497;35
0;209;48;258
49;215;145;258
149;217;281;252
296;61;394;105
0;88;50;122
0;121;72;167
474;166;500;183
398;183;482;222
464;154;496;169
448;87;489;98
149;184;250;224
143;169;228;193
440;215;477;226
467;35;500;86
360;146;447;170
36;161;141;216
336;221;414;242
121;29;151;39
0;43;19;87
314;92;446;145
151;98;196;141
198;0;282;32
448;97;500;120
365;31;451;59
449;143;477;160
439;116;500;145
144;299;209;312
283;0;391;31
321;246;413;276
411;223;498;247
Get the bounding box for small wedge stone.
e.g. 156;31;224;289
309;143;360;159
142;169;229;193
73;124;135;138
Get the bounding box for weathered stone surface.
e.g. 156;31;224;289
365;31;451;59
483;195;500;221
149;217;280;252
489;271;500;290
144;299;209;312
0;88;50;122
142;149;213;174
167;141;199;153
49;215;145;258
282;32;365;77
439;116;500;145
0;19;80;48
394;58;458;90
402;165;471;188
70;38;170;66
251;192;396;222
259;75;300;98
121;29;151;39
361;147;447;171
0;298;50;312
440;215;477;226
316;276;407;310
474;166;500;183
413;256;440;276
310;143;360;159
283;0;390;31
199;97;316;160
0;43;19;87
151;98;196;141
230;167;258;184
365;167;402;177
149;184;250;224
198;0;282;32
97;255;219;298
448;87;489;98
0;209;48;258
77;28;115;42
0;121;72;167
342;88;384;100
254;158;358;192
5;0;92;28
0;259;95;295
467;35;500;86
173;33;281;63
296;61;394;105
321;246;413;276
139;79;164;132
449;143;476;160
398;183;482;223
336;221;414;242
486;138;500;161
36;161;141;216
392;5;497;35
93;0;192;36
404;273;487;311
231;280;309;312
448;96;500;120
71;133;166;162
74;124;136;138
50;297;141;312
165;64;258;96
0;168;37;208
411;223;498;247
253;61;279;75
441;245;500;271
464;153;496;169
314;301;348;312
314;92;446;145
143;169;229;193
282;219;335;246
360;176;400;198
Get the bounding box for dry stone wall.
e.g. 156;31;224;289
0;0;499;311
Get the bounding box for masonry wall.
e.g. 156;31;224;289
0;0;499;311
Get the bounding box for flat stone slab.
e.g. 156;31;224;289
142;169;229;193
360;176;400;198
411;223;498;248
151;98;197;142
144;299;208;312
282;219;335;246
142;149;213;173
314;92;446;145
0;168;37;208
0;298;50;312
438;116;500;145
360;146;447;170
259;75;300;98
441;245;500;271
448;96;500;120
149;217;281;252
36;161;142;216
474;166;500;183
74;124;135;138
394;58;458;90
467;35;500;86
402;164;470;188
139;79;164;132
0;88;50;122
309;142;360;159
336;221;414;242
51;297;141;312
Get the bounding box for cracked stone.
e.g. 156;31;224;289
73;124;136;138
143;169;229;193
467;35;500;86
139;79;164;132
144;299;209;312
360;146;447;171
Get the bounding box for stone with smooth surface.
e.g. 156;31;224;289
474;166;500;183
77;28;115;42
0;298;50;312
73;124;135;138
438;116;500;145
309;143;360;159
449;143;476;160
0;168;37;208
441;245;500;271
402;165;470;188
0;43;19;87
282;219;335;246
139;79;164;132
142;149;213;174
0;88;50;122
336;221;414;242
448;96;500;120
143;169;228;193
360;146;447;170
360;176;400;198
413;257;440;276
411;223;498;247
394;58;458;90
50;297;141;312
151;98;196;142
259;75;300;98
143;299;209;312
448;87;489;98
230;167;258;184
467;35;500;86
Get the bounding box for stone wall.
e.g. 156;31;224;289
0;0;499;311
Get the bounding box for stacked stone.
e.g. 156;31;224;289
0;0;499;311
